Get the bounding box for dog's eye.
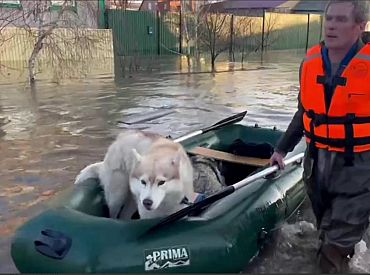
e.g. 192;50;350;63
158;180;165;186
141;180;147;186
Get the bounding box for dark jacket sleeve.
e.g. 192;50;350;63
275;97;304;154
275;62;305;155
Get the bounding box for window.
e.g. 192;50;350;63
51;0;76;7
51;0;77;12
0;0;21;8
1;0;20;3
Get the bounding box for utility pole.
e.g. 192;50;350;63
179;1;182;54
261;8;266;63
305;13;310;53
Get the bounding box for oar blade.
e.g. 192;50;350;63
172;110;247;143
213;110;247;127
117;109;176;125
202;110;247;133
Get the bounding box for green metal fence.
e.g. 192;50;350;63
107;10;180;57
106;10;323;58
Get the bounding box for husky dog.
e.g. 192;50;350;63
74;129;194;219
129;137;195;219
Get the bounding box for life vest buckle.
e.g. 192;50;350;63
333;76;347;86
314;115;327;127
345;113;356;123
316;75;329;85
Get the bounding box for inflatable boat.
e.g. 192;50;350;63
11;111;306;273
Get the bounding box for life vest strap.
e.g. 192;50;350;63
304;131;370;147
305;112;370;127
344;121;355;166
316;75;347;86
308;110;318;159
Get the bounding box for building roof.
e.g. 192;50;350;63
204;0;329;15
289;0;328;14
106;0;143;10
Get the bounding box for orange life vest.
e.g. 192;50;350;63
301;43;370;161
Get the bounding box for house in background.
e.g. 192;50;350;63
287;0;369;40
203;0;369;36
105;0;202;12
2;0;367;42
203;0;294;16
106;0;143;10
0;0;103;29
156;0;198;12
287;0;328;14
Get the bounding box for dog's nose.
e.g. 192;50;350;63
143;199;153;210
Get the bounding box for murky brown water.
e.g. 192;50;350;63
1;55;369;273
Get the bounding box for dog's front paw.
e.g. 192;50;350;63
74;169;89;185
74;172;84;185
73;162;102;185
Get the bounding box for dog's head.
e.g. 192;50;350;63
129;148;185;212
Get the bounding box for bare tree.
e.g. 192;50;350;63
179;0;211;71
0;5;31;73
234;15;259;69
27;1;68;83
0;0;103;84
199;12;229;72
151;0;213;72
180;0;193;70
107;0;135;10
0;7;22;37
261;12;279;51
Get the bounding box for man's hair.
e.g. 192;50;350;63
325;0;370;23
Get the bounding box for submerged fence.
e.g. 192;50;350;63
0;9;324;80
107;10;180;56
0;28;113;62
0;28;113;81
106;9;323;58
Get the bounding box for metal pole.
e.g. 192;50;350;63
261;9;266;62
305;13;310;53
319;14;323;42
179;5;182;54
98;0;106;29
233;153;304;190
157;9;160;55
229;14;234;62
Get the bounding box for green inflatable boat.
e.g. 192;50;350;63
11;112;306;273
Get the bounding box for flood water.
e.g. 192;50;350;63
1;54;369;273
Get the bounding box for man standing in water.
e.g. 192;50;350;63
270;0;370;273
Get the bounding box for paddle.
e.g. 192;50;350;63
117;109;246;131
173;110;247;143
146;152;304;234
117;108;176;125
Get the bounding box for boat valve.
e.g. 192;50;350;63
34;229;72;260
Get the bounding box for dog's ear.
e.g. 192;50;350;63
171;149;183;166
132;149;142;162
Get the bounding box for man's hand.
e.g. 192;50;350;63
270;151;286;170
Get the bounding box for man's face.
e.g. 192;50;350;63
324;2;366;50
